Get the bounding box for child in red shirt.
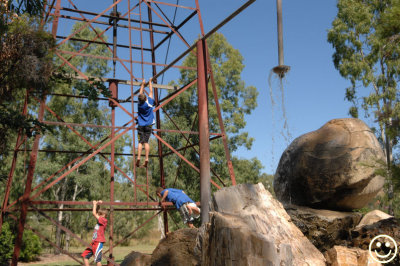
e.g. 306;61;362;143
81;200;108;266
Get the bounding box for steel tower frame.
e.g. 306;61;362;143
1;0;255;265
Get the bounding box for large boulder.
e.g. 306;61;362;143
197;183;326;265
274;118;385;210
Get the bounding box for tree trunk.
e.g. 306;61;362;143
65;183;80;251
54;175;68;254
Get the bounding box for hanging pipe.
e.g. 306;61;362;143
273;0;290;78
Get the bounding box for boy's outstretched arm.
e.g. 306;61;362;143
139;79;146;94
160;189;168;202
92;200;102;219
149;78;153;99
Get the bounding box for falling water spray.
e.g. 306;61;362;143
269;0;291;174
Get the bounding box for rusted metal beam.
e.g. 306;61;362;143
197;40;211;225
153;79;197;112
56;35;152;51
53;13;169;34
57;6;169;28
11;96;46;266
9;214;83;265
143;1;190;48
51;0;61;37
33;206;120;266
154;10;197;50
103;211;160;255
30;201;173;206
206;44;237;185
146;1;196;10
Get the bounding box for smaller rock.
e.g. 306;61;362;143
324;246;381;266
355;210;393;229
151;228;200;266
120;251;151;266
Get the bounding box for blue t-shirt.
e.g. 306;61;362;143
138;97;155;126
161;188;194;210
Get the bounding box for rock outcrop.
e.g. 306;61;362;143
355;210;393;229
324;246;381;266
151;228;200;266
274;118;385;210
120;251;151;266
285;204;362;251
197;183;326;265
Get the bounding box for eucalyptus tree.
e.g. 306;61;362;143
328;0;400;214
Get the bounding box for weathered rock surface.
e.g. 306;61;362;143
120;251;151;266
197;183;326;265
355;209;393;229
285;204;362;251
350;217;400;250
274;118;385;210
324;246;381;266
151;228;200;266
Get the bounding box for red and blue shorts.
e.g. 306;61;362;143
81;241;104;263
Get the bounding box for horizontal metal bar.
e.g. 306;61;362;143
15;149;160;157
64;72;179;90
56;35;152;51
42;120;132;129
28;207;175;211
58;6;169;28
153;128;222;136
52;13;169;34
29;200;200;207
163;135;221;157
48;93;111;101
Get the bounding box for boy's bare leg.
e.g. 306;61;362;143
96;261;102;266
143;143;150;167
136;143;143;167
83;258;90;266
187;222;195;228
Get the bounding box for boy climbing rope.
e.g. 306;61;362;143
81;200;108;266
136;78;155;168
156;187;201;228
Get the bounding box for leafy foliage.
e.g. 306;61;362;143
19;229;42;262
328;0;400;144
0;15;55;159
0;221;42;263
0;222;14;265
6;0;45;17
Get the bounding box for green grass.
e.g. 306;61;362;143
29;244;156;266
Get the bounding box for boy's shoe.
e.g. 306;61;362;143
136;159;140;167
142;160;148;168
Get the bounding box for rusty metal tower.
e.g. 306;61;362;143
1;0;255;265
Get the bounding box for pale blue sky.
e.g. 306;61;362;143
55;1;373;175
199;0;359;174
